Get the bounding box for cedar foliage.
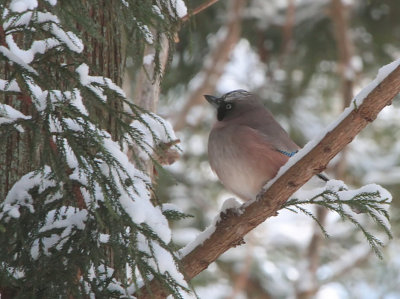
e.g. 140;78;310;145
0;0;187;297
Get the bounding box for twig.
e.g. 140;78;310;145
279;0;295;65
181;0;220;22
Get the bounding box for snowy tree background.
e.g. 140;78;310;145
157;0;400;298
0;0;399;298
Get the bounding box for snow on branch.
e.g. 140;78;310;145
137;59;400;298
0;165;56;220
284;180;392;258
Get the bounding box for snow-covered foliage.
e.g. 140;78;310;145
285;180;392;258
0;0;187;297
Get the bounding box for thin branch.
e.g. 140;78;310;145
137;62;400;298
279;0;295;65
181;0;220;22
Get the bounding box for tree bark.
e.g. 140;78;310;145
0;1;124;296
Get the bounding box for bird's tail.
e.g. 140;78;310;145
317;173;329;182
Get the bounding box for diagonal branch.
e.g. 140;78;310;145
181;0;220;22
137;61;400;298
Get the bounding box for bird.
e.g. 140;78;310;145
204;89;327;201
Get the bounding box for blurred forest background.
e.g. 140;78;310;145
128;0;400;298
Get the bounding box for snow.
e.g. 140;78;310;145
3;11;83;64
133;233;188;291
179;219;216;257
49;24;84;53
353;58;400;107
0;79;21;92
6;35;57;64
102;136;173;244
0;166;55;221
76;63;126;102
287;179;392;236
134;20;154;44
151;241;187;285
63;138;79;169
76;63;91;85
152;5;164;20
30;206;88;259
129;112;178;160
0;103;31;124
143;53;155;65
3;10;34;30
179;198;241;257
0;46;38;75
171;0;188;18
220;197;242;212
40;206;88;232
10;0;37;12
99;233;110;243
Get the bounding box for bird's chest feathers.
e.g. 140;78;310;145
208;126;270;199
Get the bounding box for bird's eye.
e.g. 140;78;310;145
225;103;232;110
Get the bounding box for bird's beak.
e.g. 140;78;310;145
204;95;222;108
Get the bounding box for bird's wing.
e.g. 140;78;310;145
243;109;300;154
230;125;294;163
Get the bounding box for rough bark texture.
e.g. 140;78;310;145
0;31;36;200
137;64;400;298
85;0;124;138
0;1;124;200
0;1;124;295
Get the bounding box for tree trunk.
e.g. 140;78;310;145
0;0;125;200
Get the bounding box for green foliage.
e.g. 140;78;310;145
0;0;188;297
51;0;184;81
284;183;392;259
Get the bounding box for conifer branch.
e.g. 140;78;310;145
284;187;392;259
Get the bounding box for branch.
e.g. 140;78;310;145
137;61;400;298
181;0;220;22
279;0;295;65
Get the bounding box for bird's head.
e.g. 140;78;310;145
204;90;259;121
